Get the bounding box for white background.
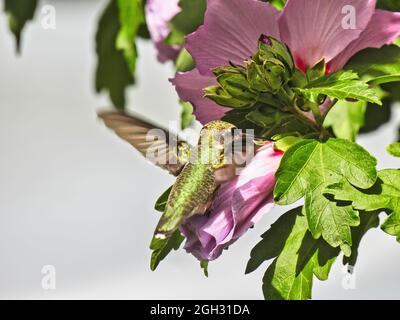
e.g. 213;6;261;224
0;0;399;299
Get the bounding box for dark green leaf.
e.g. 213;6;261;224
345;46;400;85
200;261;209;277
325;169;400;242
246;207;298;274
274;138;378;255
95;0;135;109
247;207;339;300
360;99;393;134
116;0;145;73
222;109;264;137
377;0;400;11
245;105;312;139
306;59;326;82
343;211;380;266
324;100;367;141
150;230;185;270
4;0;38;52
165;0;206;45
155;186;173;212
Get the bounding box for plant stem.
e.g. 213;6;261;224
320;98;338;125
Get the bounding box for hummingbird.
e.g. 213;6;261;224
98;111;254;240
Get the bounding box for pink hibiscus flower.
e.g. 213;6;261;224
171;0;400;124
180;143;283;261
172;0;400;262
145;0;181;62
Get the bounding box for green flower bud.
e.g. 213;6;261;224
204;65;258;108
204;85;255;109
245;35;294;94
203;36;296;110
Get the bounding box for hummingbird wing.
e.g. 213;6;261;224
98;111;192;176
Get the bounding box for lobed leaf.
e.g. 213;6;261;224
247;207;339;300
296;70;382;105
325;170;400;242
274;138;378;254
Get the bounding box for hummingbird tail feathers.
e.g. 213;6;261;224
154;206;185;239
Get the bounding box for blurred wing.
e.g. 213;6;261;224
98;111;191;176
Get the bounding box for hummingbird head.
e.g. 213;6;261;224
199;120;241;169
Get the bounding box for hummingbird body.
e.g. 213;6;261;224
156;162;216;238
98;112;240;240
155;120;237;238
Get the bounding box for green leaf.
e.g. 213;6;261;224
273;135;303;152
150;230;185;270
200;261;209;277
116;0;145;73
274;138;378;254
360;99;393;134
247;207;339;300
245;105;312;139
262;0;286;10
165;0;206;46
175;48;195;72
325;169;400;242
180;101;195;130
345;46;400;85
296;70;382;105
95;0;135;109
155;186;173;212
306;59;326;82
377;0;400;11
343;211;380;267
221;109;264;137
324;100;367;141
387;142;400;157
4;0;38;53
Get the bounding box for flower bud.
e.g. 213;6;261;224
204;65;258;108
246;36;294;94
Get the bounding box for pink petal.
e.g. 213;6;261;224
279;0;376;69
231;196;274;243
145;0;181;62
186;0;280;76
330;10;400;70
170;69;231;124
180;143;283;261
236;143;282;188
231;144;282;238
